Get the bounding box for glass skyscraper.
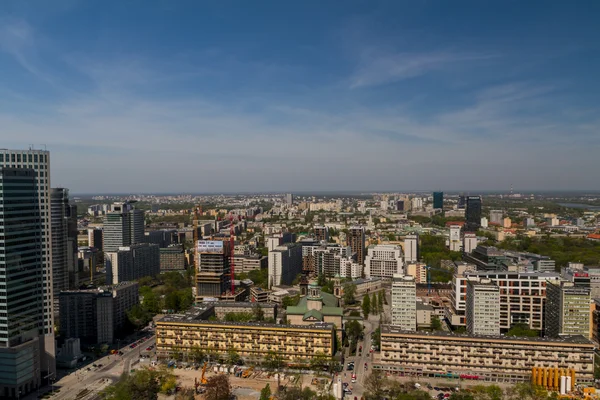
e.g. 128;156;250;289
0;167;43;397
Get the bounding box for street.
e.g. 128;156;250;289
24;335;156;400
342;288;390;399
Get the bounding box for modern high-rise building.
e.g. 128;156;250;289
0;167;44;397
403;234;418;263
365;245;404;279
457;194;466;209
0;149;56;382
433;192;444;209
196;240;231;301
285;193;293;206
314;225;329;243
545;280;591;338
51;188;77;312
466;279;500;336
65;203;78;289
102;202;144;252
105;243;160;284
465;196;482;232
88;227;103;250
489;210;503;225
391;274;416;331
348;226;366;265
268;243;303;288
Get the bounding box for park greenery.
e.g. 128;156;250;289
506;323;539;337
419;235;460;281
127;271;194;331
496;236;600;268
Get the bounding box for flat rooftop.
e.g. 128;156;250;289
381;325;593;345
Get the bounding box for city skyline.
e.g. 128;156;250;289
1;1;600;193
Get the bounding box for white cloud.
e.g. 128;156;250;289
349;50;498;88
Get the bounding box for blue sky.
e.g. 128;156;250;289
1;1;599;193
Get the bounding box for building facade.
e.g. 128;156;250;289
433;192;444;209
102;202;144;252
403;234;418;263
0;149;56;377
0;167;44;397
365;245;404;279
268;243;302;288
466;279;500;336
159;245;186;271
105;243;160;284
156;312;334;364
348;226;366;265
545;281;591;338
59;282;139;344
465;196;482;232
391;275;416;331
196;240;231;301
378;327;595;385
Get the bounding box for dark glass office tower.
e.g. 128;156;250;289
465;196;482;232
433;192;444;209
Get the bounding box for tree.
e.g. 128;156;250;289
363;370;387;400
263;351;285;371
189;345;204;363
371;293;378;315
227;349;241;365
101;367;173;400
431;316;442;331
343;283;357;305
260;384;272;400
377;290;384;309
252;302;265;321
506;323;539;338
205;374;231;400
362;294;371;318
467;385;504;400
282;294;300;308
345;320;363;344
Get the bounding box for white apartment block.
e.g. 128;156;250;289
403;234;418;263
340;258;362;280
365;244;404;279
463;233;478;254
391;274;416;331
466;279;501;336
448;225;462;252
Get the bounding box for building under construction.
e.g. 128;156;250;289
195;240;231;302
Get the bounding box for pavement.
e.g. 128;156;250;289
24;334;156;400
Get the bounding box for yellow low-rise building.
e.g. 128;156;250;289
156;308;334;364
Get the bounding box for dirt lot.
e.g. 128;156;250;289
174;367;303;400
